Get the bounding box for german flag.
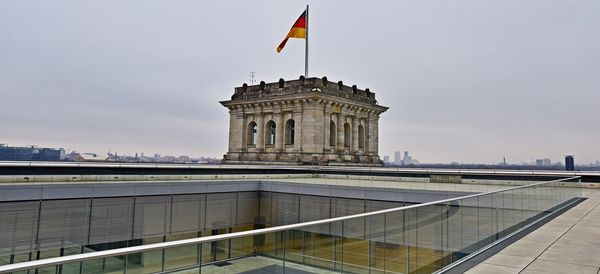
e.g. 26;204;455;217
276;10;307;53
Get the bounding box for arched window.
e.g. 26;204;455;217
265;120;276;145
247;121;257;146
344;123;351;147
329;120;336;147
285;119;295;145
358;125;365;149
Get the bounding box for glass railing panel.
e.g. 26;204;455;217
567;180;575;201
282;229;303;265
542;182;553;211
531;185;544;222
163;243;199;271
48;247;83;274
125;249;162;273
460;196;479;257
477;195;493;249
164;233;198;270
258;228;276;258
415;204;444;274
490;192;503;240
231;234;259;273
500;190;516;237
123;236;163;273
444;200;464;265
384;210;407;274
521;186;536;225
553;181;564;210
199;238;228;272
230;225;255;259
554;182;563;208
536;185;546;216
536;184;546;214
301;222;335;270
575;179;583;200
563;179;576;206
556;181;565;206
0;250;10;267
216;237;231;262
553;181;560;209
513;187;525;233
81;244;126;274
36;248;60;274
6;250;31;274
512;187;526;229
333;226;344;272
367;214;385;274
31;257;121;274
273;231;285;261
572;179;582;203
341;216;369;274
196;233;275;273
404;207;418;274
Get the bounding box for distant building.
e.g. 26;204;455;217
66;151;106;162
403;151;412;165
394;151;401;164
542;158;552;166
565;155;575;171
535;159;544;166
383;155;390;163
0;144;65;161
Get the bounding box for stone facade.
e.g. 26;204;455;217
220;76;388;166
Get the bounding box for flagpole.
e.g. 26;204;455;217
305;4;309;77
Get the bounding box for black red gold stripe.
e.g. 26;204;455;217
277;10;307;53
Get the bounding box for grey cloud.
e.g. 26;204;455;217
1;0;598;163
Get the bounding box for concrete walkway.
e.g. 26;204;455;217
466;188;600;274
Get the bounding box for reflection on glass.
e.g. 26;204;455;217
0;178;583;274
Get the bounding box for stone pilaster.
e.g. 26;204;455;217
364;114;370;154
323;105;331;151
293;109;303;150
275;111;284;151
255;111;264;151
371;115;380;156
367;114;379;156
352;114;359;153
228;110;240;152
336;112;344;152
300;102;324;153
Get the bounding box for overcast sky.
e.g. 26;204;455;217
1;0;599;164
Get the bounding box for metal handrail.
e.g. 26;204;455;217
0;176;581;273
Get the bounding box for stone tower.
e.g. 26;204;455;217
220;76;388;166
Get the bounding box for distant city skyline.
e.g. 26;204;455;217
1;1;599;163
0;142;218;160
3;141;600;167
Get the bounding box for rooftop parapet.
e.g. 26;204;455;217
231;76;378;105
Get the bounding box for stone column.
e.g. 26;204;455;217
336;112;345;152
275;112;284;151
256;111;264;151
352;114;359;152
